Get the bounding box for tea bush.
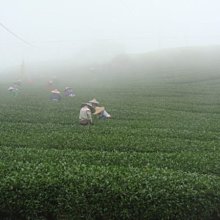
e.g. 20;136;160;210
0;80;220;219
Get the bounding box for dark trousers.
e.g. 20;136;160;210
80;119;92;125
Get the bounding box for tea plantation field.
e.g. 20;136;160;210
0;77;220;219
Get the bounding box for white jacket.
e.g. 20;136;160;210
79;106;92;122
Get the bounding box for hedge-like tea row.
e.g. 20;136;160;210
1;82;220;219
1;147;220;177
0;162;220;219
0;147;220;219
1;122;220;153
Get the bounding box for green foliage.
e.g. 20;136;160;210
0;79;220;219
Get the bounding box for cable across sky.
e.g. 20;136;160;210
0;22;32;47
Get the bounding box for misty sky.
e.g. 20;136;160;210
1;0;220;70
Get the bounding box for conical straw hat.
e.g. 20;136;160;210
8;86;14;91
94;107;105;115
51;89;60;94
89;98;99;104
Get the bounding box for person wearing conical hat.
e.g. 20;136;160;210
89;98;111;119
47;80;53;87
79;103;95;125
8;85;18;96
64;87;75;97
89;98;99;106
50;89;61;101
47;80;53;91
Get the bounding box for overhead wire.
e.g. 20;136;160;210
0;2;143;48
0;22;33;47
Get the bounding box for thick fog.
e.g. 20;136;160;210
1;0;220;78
